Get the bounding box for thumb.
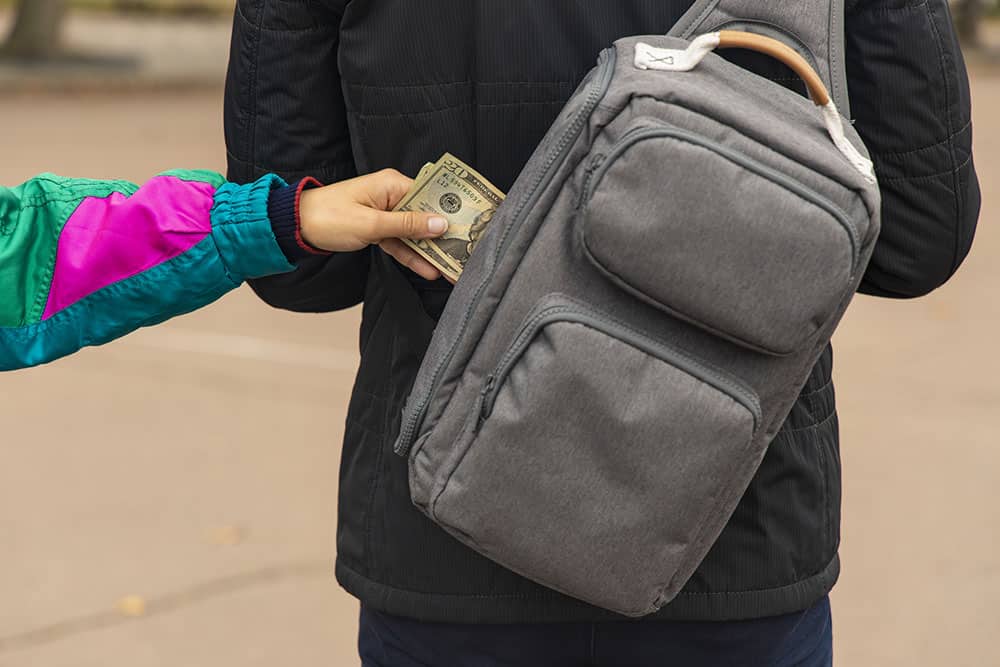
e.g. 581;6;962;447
371;210;449;241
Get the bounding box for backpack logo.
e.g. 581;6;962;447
634;36;720;73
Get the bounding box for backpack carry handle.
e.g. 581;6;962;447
715;30;829;106
634;31;876;183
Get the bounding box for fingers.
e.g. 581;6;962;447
358;168;415;210
379;239;443;281
371;210;448;241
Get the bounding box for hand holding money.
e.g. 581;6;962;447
393;154;506;283
297;169;449;256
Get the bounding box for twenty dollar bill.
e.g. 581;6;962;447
397;154;505;281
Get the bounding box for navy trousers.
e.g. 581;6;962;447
358;596;833;666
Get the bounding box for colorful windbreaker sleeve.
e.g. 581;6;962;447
0;170;296;371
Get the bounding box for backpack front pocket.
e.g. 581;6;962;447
429;296;761;617
581;125;859;356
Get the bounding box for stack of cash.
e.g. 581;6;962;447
397;153;506;282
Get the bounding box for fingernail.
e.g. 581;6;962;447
428;217;448;234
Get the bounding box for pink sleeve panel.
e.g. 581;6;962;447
41;176;216;320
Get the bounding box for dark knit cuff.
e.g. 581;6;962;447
267;177;328;263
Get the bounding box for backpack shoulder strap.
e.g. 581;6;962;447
668;0;850;116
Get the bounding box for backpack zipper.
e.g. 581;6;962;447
581;124;861;269
477;301;762;432
576;123;651;208
394;48;618;457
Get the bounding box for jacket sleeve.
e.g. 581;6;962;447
0;171;294;371
225;0;367;313
846;0;980;298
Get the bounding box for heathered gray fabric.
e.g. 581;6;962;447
396;2;881;617
582;132;855;355
432;295;757;617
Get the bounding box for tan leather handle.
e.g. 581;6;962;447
717;30;830;107
632;32;875;182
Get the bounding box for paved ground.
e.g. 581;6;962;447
0;32;998;667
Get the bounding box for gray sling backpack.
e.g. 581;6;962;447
393;0;881;617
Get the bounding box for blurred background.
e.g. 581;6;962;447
0;2;996;665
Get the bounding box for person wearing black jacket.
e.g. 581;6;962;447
224;1;979;664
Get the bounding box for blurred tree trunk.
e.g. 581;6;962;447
954;0;985;47
2;0;68;60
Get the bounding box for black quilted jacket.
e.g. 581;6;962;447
225;0;979;622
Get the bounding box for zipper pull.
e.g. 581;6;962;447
477;375;497;427
578;152;606;209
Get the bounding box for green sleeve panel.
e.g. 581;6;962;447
0;175;139;327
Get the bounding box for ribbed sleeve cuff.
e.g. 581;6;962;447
210;175;296;280
267;177;328;263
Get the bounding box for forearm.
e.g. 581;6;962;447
847;0;980;298
0;171;313;370
253;176;371;313
226;0;367;313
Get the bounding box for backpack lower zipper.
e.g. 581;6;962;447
394;47;618;457
581;124;861;269
476;301;762;433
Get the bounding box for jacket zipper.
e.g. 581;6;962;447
581;124;861;269
394;48;618;457
476;302;763;434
